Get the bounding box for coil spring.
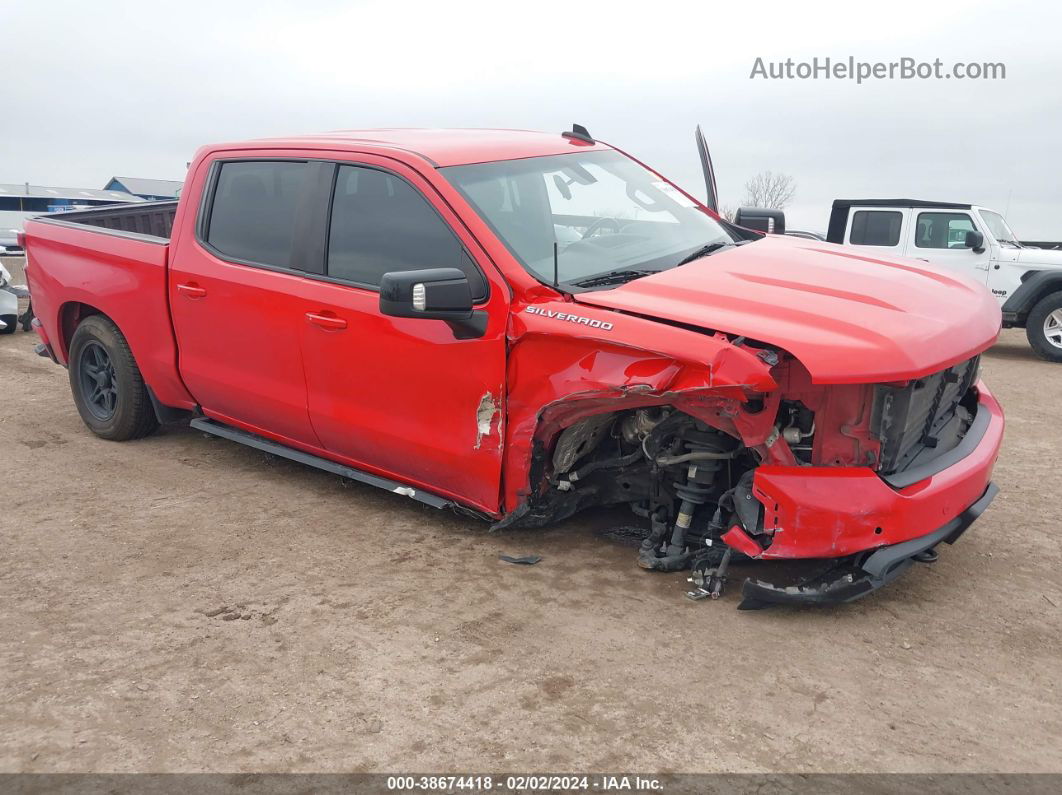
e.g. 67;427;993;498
672;438;727;505
674;479;712;505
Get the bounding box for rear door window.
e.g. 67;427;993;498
204;161;310;269
849;210;902;246
326;165;486;300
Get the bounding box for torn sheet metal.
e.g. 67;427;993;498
474;391;500;450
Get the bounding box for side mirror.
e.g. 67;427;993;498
379;267;486;338
965;230;985;252
734;207;786;235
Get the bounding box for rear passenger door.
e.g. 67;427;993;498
845;208;910;255
169;157;323;447
296;157;508;513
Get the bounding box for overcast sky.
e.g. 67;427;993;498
3;0;1060;236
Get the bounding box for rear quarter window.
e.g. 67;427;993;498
850;210;902;246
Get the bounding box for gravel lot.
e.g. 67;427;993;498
1;255;1060;773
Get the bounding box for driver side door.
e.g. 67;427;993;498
296;156;509;513
907;210;991;283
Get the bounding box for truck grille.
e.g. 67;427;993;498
871;356;980;477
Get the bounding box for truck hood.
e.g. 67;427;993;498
573;236;1001;384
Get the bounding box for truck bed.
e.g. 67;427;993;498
36;201;178;241
23;202;196;412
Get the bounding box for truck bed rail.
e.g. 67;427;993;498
32;201;177;242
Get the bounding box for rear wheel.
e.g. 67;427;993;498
68;315;159;440
1026;291;1062;363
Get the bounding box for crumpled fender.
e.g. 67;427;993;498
502;300;778;513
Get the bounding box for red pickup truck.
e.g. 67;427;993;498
23;126;1003;608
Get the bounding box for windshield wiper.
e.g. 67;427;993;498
675;241;734;267
573;269;656;288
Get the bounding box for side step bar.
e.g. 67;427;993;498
190;417;452;509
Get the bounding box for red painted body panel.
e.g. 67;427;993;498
721;525;765;558
22;221;196;410
255;128;609;167
164;146;510;513
167;147;325;446
575;236;1001;383
23;128;1005;562
751;382;1003;558
289;154;509;512
295;282;506;512
501;300;778;511
170;257;327;447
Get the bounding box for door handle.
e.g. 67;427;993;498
176;283;207;299
305;312;347;330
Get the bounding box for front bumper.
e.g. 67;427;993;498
738;482;997;608
727;381;1003;608
748;381;1003;560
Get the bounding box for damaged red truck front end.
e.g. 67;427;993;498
496;233;1002;606
454;142;1004;607
24;126;1003;608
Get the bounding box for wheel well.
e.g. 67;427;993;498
58;301;107;359
1005;272;1062;325
1021;285;1055;324
56;303;190;423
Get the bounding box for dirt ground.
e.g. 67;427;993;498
1;254;1060;774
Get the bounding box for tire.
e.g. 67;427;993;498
1026;291;1062;363
68;315;159;440
0;314;16;334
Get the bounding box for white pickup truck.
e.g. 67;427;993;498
811;200;1062;361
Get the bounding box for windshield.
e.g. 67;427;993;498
442;150;733;287
978;209;1019;245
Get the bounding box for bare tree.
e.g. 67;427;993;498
742;171;796;209
718;204;737;222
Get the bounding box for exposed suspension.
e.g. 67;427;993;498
637;421;737;571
